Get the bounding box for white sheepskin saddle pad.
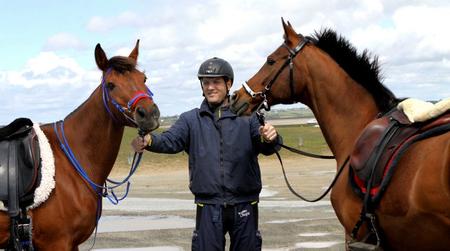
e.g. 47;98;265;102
397;98;450;123
1;122;55;210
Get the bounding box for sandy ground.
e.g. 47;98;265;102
79;156;346;251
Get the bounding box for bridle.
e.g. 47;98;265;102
54;67;155;204
242;36;349;203
242;35;310;113
101;68;154;127
52;66;155;249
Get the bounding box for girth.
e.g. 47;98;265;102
0;118;41;216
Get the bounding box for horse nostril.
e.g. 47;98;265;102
136;107;146;118
152;106;160;120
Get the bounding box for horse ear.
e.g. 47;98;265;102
95;43;109;71
281;17;287;39
281;17;288;35
129;39;140;62
281;18;297;44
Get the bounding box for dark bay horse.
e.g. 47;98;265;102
230;20;450;250
0;40;160;250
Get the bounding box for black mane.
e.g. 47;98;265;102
311;29;398;112
108;56;136;73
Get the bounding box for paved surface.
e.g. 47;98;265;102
81;157;346;251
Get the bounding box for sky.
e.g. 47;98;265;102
1;0;449;124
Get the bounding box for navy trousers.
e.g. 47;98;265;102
191;202;262;251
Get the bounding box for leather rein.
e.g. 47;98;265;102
243;35;350;202
258;111;349;202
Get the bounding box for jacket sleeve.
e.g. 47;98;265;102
146;113;190;154
249;114;283;156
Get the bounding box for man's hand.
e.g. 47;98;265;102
131;134;152;153
259;123;277;143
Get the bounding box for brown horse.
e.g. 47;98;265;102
0;40;160;250
230;20;450;250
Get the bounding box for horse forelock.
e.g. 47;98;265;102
108;56;137;73
311;29;398;113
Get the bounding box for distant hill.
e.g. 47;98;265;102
159;107;314;127
264;107;314;120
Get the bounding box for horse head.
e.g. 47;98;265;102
230;18;309;116
95;40;160;134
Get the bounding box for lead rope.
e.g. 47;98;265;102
275;150;349;202
256;109;348;202
53;121;145;250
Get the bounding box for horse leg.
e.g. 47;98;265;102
0;213;10;248
344;232;353;251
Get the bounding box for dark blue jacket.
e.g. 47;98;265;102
148;100;282;205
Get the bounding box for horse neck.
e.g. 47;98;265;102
63;86;125;183
299;48;380;163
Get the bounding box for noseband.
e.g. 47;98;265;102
101;68;154;126
242;36;309;112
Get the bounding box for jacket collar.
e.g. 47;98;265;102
199;99;213;115
199;99;237;119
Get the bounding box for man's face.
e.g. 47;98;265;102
201;77;231;105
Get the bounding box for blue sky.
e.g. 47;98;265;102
1;0;450;124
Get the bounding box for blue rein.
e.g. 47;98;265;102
53;68;153;205
52;118;143;250
53;121;142;205
51;65;154;250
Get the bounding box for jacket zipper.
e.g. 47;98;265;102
216;109;226;206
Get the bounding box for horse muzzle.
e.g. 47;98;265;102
134;104;160;134
230;92;251;116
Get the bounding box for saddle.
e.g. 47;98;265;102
0;118;41;217
347;108;450;250
349;109;450;202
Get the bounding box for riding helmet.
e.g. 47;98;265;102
197;57;234;84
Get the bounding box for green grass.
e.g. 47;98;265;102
116;127;188;169
115;124;330;170
274;124;330;157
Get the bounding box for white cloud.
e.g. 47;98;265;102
1;52;96;88
0;51;104;123
133;0;450;113
393;6;450;55
86;16;111;32
86;11;148;32
2;0;450;124
344;4;450;102
0;84;96;124
44;33;86;51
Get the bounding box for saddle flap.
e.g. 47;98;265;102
0;123;41;206
350;110;419;186
350;116;390;177
350;109;449;199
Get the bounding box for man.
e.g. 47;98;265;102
131;57;281;251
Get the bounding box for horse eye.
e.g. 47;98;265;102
107;82;115;90
267;58;276;65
